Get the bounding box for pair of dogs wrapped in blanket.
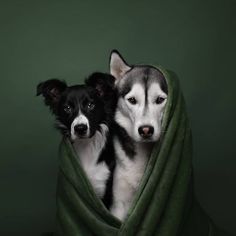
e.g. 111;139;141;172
46;66;230;236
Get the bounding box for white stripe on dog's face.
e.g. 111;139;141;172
115;82;167;142
71;113;90;140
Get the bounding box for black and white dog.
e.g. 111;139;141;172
37;72;117;209
109;50;168;220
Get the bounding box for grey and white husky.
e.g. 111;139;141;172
109;50;168;221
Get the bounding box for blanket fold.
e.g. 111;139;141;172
54;67;230;236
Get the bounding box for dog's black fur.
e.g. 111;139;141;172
37;72;117;209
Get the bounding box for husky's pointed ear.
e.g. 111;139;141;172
85;72;115;98
109;50;131;80
36;79;67;112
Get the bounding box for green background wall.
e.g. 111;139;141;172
0;0;235;235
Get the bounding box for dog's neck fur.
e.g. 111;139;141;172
113;122;154;161
111;123;154;220
73;124;108;163
72;124;110;198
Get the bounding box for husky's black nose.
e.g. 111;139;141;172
74;124;88;135
138;125;154;138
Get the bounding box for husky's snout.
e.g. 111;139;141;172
138;125;154;138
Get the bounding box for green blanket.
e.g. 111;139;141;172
53;67;230;236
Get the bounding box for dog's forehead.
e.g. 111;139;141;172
119;66;167;96
62;86;97;103
128;83;145;95
125;66;163;82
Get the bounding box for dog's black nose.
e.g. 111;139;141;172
74;124;88;135
138;125;154;138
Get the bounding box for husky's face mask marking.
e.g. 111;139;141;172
110;50;168;142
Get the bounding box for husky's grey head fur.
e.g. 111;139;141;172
110;50;168;143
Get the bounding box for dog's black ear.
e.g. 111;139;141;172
36;79;67;110
85;72;115;98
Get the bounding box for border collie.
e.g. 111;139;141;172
37;72;117;209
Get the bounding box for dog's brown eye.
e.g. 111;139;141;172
128;97;137;105
63;105;72;113
156;96;165;104
87;102;95;110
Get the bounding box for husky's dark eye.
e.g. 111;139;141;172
87;102;95;110
63;105;72;113
156;96;165;104
127;97;137;105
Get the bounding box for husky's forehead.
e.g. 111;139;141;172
118;66;168;96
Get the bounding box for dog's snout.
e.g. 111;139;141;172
138;125;154;138
74;124;88;135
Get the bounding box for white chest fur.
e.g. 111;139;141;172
72;124;110;198
111;137;153;220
